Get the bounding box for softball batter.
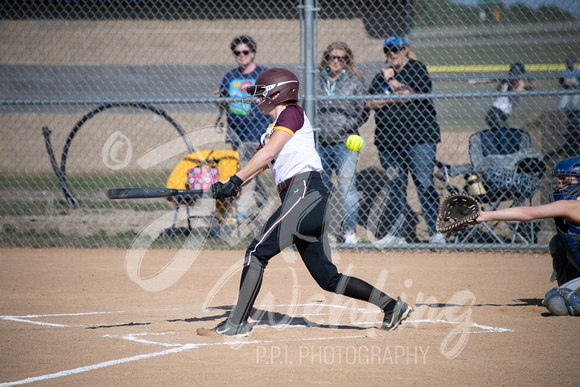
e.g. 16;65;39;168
209;68;411;336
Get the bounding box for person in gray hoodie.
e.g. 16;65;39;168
315;42;368;244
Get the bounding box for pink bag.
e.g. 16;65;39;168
187;165;219;190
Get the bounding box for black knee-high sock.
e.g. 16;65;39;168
229;263;264;325
337;275;395;312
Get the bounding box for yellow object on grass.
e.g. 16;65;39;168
166;150;240;223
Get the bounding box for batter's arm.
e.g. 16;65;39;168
223;130;292;185
240;166;269;187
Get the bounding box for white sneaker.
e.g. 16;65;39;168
373;234;407;248
430;232;446;244
343;232;358;245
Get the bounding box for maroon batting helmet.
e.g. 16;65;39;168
246;68;299;105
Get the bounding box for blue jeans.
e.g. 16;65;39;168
378;143;440;237
318;143;359;233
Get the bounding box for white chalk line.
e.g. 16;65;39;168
409;319;514;333
256;303;514;333
107;332;184;348
0;306;513;334
0;311;125;327
0;309;179;328
0;317;70;328
105;331;371;348
0;344;197;387
0;305;512;386
0;333;370;386
0;307;513;335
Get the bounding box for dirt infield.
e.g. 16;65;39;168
0;247;578;386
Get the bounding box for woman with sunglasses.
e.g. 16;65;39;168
366;35;444;247
213;35;272;223
315;42;368;245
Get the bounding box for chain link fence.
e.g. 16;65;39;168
1;0;578;251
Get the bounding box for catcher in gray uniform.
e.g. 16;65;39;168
209;68;412;336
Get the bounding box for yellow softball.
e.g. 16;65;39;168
346;134;364;152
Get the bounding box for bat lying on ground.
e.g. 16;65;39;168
107;187;206;200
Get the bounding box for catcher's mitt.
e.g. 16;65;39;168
436;193;482;234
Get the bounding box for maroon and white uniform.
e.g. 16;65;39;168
259;104;322;185
217;69;403;336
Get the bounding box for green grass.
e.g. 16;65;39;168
420;41;579;70
0;169;171;190
0;168;258;249
413;0;575;28
0;169;177;216
0;198;173;217
0;225;109;248
0;224;254;250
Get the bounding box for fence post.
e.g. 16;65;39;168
302;0;316;122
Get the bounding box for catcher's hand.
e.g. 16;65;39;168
436;193;482;234
210;174;243;199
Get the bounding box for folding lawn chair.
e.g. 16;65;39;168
165;149;240;237
437;127;546;244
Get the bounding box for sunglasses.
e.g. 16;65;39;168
234;50;252;56
383;46;405;55
328;54;347;62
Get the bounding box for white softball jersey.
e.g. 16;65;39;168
259;104;323;186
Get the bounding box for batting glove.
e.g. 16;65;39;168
210;174;243;199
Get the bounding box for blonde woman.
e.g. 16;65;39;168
315;42;367;244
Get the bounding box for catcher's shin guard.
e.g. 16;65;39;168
543;277;580;316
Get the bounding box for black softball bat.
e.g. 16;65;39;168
107;187;206;200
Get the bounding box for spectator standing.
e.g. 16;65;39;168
214;35;271;220
315;42;367;245
366;36;444;246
